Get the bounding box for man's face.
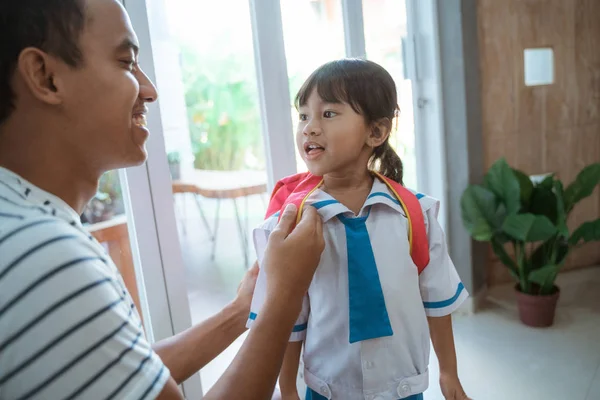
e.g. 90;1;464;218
59;0;157;171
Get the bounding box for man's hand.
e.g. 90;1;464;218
440;373;471;400
232;262;259;318
263;204;324;301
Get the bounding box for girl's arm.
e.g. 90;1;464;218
280;341;303;399
427;315;469;400
427;315;458;376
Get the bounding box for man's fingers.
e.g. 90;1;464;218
271;204;297;240
291;206;319;237
248;261;259;275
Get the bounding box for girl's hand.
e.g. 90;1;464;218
440;373;471;400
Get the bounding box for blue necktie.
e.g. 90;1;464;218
339;210;394;343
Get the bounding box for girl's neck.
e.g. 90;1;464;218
322;168;373;194
321;168;374;215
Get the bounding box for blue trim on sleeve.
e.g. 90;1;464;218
249;312;306;332
416;193;425;200
423;283;465;309
292;323;308;332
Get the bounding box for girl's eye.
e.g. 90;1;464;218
324;111;337;118
299;113;308;121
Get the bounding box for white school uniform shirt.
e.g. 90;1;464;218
247;178;468;400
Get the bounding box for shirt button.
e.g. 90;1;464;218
363;361;375;369
398;383;411;396
320;386;330;397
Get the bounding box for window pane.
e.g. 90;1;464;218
280;0;346;172
146;0;268;391
363;0;417;189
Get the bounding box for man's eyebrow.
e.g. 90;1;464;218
116;38;139;55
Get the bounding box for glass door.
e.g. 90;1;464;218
363;0;417;190
140;0;269;392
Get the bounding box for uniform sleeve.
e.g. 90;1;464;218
0;222;169;400
246;217;310;341
419;205;469;317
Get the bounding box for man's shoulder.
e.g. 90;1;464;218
1;211;93;249
0;214;110;289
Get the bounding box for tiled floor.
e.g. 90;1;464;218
175;195;600;400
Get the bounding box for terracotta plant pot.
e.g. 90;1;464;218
515;285;560;327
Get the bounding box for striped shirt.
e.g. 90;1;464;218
0;167;169;400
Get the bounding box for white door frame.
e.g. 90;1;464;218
406;0;449;232
123;0;202;397
249;0;297;189
341;0;366;58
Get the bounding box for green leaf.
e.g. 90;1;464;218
512;168;534;209
569;219;600;246
529;187;558;224
491;238;518;278
528;264;560;294
460;186;499;241
484;158;521;214
502;214;557;242
553;180;569;237
564;163;600;213
530;237;569;269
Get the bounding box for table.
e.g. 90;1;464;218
172;169;268;267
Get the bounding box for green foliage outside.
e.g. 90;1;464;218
181;45;264;171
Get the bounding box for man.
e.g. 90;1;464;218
0;0;324;399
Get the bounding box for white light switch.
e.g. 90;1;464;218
524;48;554;86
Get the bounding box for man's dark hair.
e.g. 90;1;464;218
0;0;86;124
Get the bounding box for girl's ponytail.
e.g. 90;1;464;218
369;141;404;185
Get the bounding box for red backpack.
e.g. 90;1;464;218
265;171;430;274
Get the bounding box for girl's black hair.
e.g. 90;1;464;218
295;58;403;184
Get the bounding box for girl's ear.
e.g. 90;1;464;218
367;118;392;148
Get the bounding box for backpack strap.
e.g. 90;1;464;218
372;172;430;274
265;172;323;225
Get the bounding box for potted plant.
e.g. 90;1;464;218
167;151;182;180
461;158;600;327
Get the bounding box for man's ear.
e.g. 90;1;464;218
367;118;392;148
17;48;64;106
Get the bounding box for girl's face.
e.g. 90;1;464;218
296;89;374;178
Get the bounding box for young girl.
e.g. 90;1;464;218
248;59;469;400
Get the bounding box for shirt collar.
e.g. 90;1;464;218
304;177;406;223
0;167;82;226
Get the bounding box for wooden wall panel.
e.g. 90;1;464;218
477;0;600;286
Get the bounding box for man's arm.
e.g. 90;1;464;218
205;204;324;399
280;341;303;398
152;300;247;384
153;265;258;384
205;295;304;399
